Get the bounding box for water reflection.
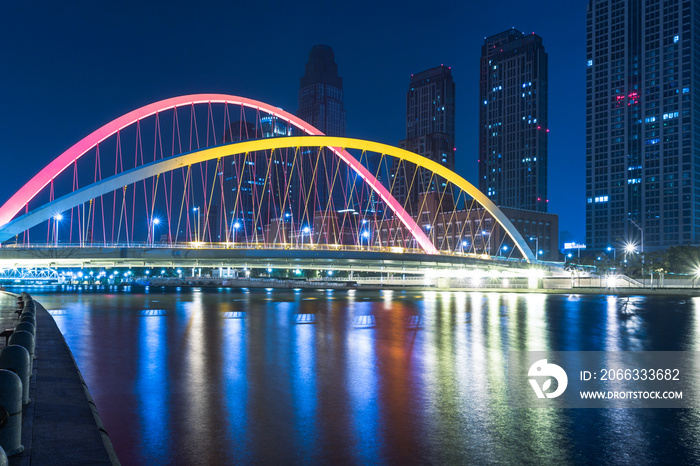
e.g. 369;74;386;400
18;287;700;464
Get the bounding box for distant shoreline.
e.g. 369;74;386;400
9;282;700;297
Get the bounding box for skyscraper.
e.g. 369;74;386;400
586;0;699;250
297;45;347;213
393;66;456;213
479;28;548;212
298;45;346;137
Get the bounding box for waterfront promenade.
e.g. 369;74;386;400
0;291;118;465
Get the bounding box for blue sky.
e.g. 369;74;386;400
0;0;588;241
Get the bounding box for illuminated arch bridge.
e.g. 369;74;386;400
0;94;536;274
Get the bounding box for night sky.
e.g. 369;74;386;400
0;0;588;242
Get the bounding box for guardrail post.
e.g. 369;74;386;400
0;369;24;456
7;332;34;376
0;346;31;405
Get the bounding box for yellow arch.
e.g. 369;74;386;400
0;136;535;261
167;136;535;261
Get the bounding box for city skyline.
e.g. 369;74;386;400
0;1;587;244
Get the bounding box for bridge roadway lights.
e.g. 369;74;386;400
0;369;23;456
0;246;544;276
0;345;31;405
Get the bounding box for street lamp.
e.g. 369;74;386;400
628;219;644;254
529;236;539;261
362;230;370;250
606;246;616;268
628;218;645;280
151;218;160;246
302;226;310;248
53;213;63;246
232;221;241;245
193;207;200;242
482;230;491;255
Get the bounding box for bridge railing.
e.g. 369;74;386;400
0;241;527;262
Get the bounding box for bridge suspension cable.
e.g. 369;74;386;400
0;96;534;262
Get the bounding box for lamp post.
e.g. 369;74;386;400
362;230;370;250
529;236;539;262
193;207;200;242
628;218;645;282
482;230;491;255
232;221;241;245
628;219;644;254
151;218;160;246
302;226;310;248
606;246;616;269
53;213;63;246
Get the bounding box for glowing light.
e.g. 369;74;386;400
54;213;63;221
362;231;370;239
606;274;617;288
302;226;310;234
233;222;241;229
625;243;637;253
152;218;160;225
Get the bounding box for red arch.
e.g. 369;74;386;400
0;94;438;254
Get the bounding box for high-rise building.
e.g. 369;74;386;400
297;45;347;213
586;0;699;250
221;118;293;242
479;28;548;212
298;45;346;137
393;66;456;213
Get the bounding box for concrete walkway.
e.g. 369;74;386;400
0;292;119;465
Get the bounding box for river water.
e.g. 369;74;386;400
17;286;700;464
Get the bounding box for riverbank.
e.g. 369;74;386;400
0;292;119;465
